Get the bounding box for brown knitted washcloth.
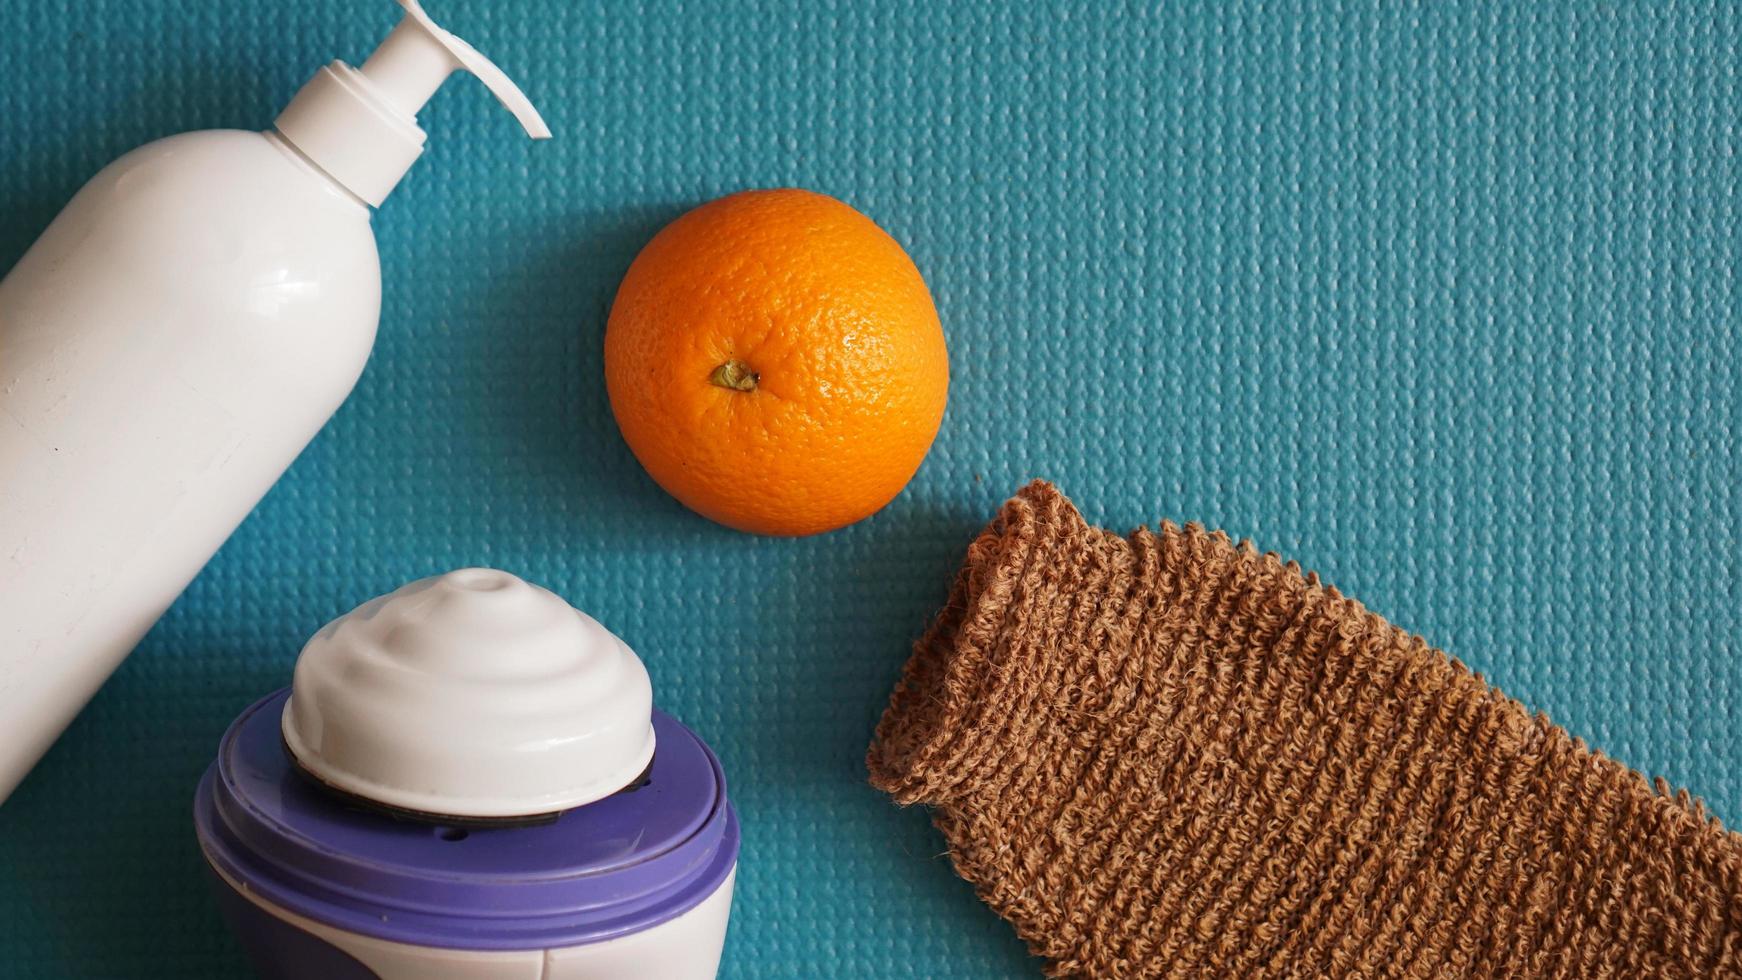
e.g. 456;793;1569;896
868;481;1742;978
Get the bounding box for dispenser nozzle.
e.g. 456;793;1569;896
274;0;550;207
363;0;551;140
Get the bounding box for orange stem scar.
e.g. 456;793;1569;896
709;359;760;392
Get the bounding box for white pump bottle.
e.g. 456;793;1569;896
0;0;549;803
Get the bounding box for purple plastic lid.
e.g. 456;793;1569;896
194;689;739;951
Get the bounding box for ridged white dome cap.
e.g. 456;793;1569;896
282;568;654;820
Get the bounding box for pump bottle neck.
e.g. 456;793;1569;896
271;0;548;208
359;20;459;120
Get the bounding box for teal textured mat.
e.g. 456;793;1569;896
0;1;1737;976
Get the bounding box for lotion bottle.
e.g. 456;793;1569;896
0;0;550;803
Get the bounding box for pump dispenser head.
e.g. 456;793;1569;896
275;0;550;207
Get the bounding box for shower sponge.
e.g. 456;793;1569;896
870;481;1742;978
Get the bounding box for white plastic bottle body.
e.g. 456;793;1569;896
0;130;380;799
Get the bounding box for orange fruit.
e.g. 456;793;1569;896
604;189;949;536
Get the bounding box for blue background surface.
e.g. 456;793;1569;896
1;0;1737;975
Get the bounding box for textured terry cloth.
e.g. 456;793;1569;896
869;482;1742;979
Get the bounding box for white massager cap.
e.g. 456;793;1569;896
282;569;655;820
